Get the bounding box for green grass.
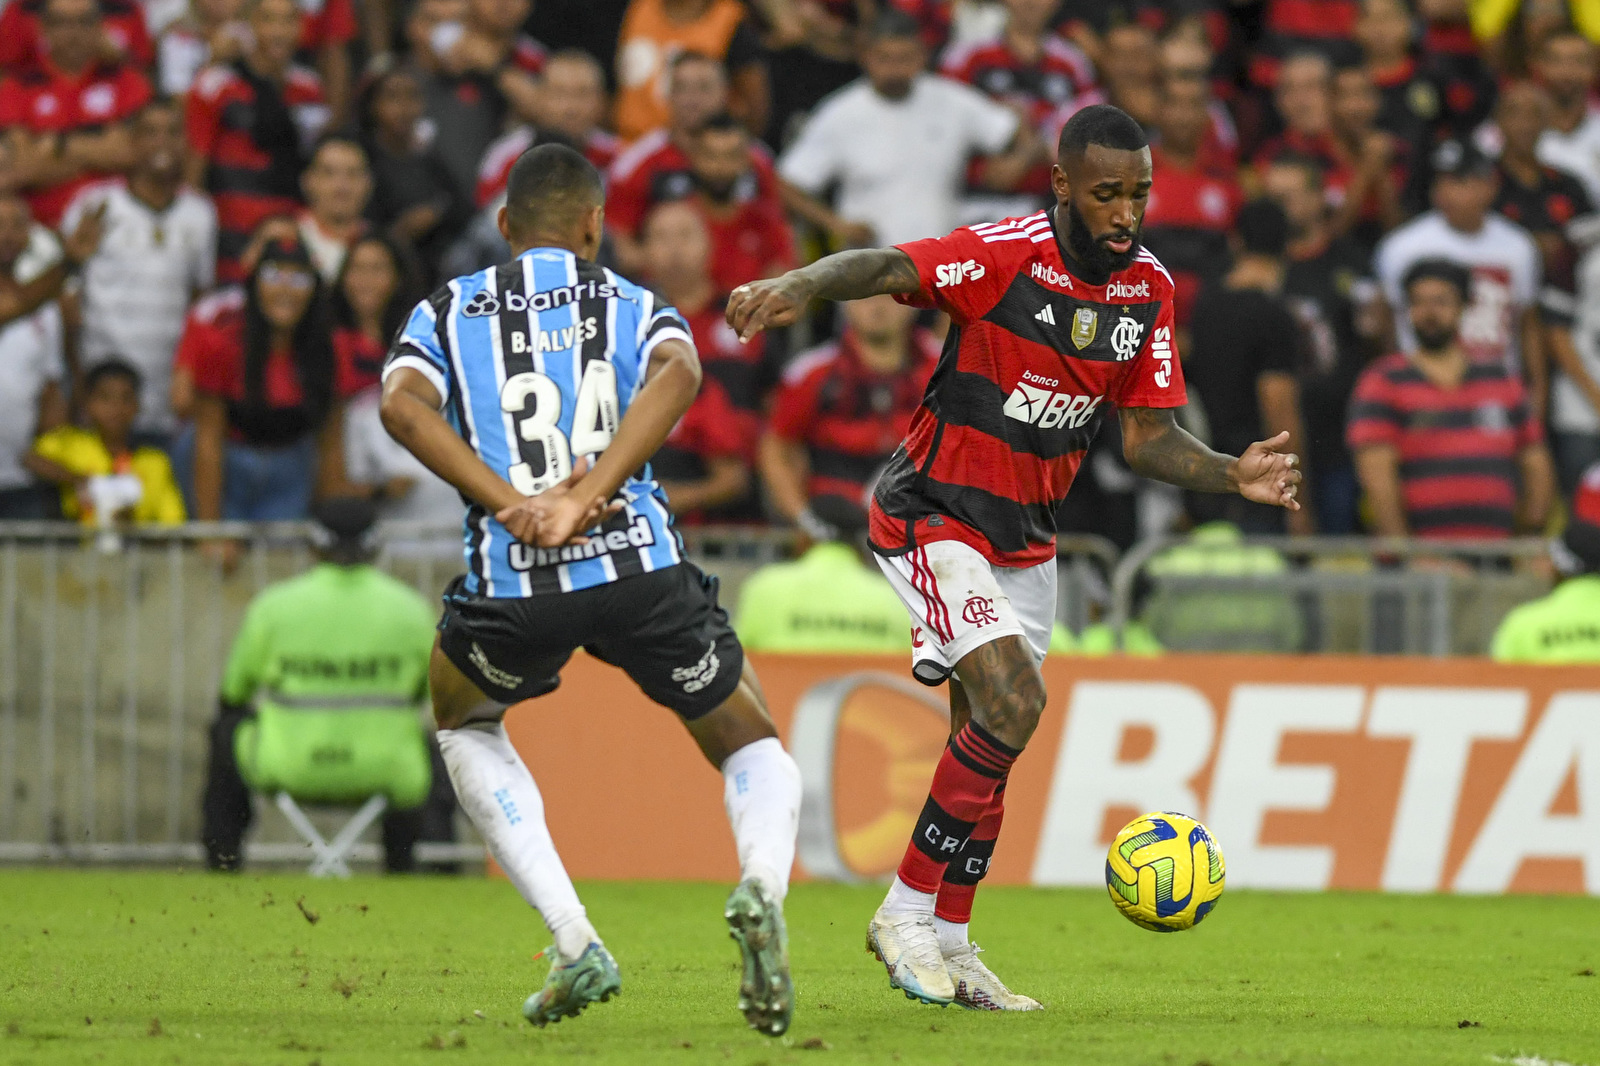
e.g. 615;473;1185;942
2;870;1599;1065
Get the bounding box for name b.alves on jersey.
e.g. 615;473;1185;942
383;247;692;597
873;209;1187;567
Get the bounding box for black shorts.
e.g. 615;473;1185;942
437;561;744;720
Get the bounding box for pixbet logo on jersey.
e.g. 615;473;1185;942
1105;279;1151;300
935;259;986;287
1030;262;1073;290
1002;377;1104;430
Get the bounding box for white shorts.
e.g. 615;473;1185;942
874;539;1057;686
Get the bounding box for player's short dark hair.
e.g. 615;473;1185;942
865;8;923;44
1235;198;1289;257
504;143;604;238
1057;103;1149;163
83;358;143;396
1402;257;1472;304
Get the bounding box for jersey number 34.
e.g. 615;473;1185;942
500;362;620;495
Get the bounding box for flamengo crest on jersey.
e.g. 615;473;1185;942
382;247;693;598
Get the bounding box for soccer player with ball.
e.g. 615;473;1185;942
729;104;1299;1010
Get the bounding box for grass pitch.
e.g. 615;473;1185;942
2;870;1598;1066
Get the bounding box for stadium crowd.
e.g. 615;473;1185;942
2;0;1599;570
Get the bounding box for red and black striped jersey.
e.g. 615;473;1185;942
870;209;1187;568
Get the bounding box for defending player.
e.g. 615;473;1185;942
728;104;1301;1010
380;144;801;1036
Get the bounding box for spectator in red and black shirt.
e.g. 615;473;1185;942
642;199;762;522
475;50;621;208
1143;85;1240;326
1329;61;1409;247
607;51;784;273
761;294;938;525
1356;0;1441;153
1254;52;1354;209
0;0;152;227
186;0;329;282
1493;80;1595;296
642;198;771;422
0;0;152;73
682;113;795;291
1348;258;1554;540
940;0;1097;209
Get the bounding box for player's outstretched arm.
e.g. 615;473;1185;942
380;366;526;515
726;248;922;341
1119;406;1302;511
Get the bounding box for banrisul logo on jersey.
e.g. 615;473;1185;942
462;279;626;317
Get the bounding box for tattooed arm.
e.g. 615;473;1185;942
1119;406;1303;510
726;249;922;341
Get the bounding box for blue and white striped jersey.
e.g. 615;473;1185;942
383;247;692;598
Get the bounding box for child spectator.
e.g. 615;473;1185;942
27;361;186;525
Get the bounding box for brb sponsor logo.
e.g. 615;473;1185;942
1105;279;1150;300
1030;262;1073;290
1150;325;1174;387
935;259;986;287
1003;375;1104;429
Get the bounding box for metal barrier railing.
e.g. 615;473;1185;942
0;520;1549;864
1106;535;1553;656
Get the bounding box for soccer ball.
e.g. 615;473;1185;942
1104;811;1225;932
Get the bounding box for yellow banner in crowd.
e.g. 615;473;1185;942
504;653;1600;894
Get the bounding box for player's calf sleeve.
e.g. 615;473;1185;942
896;722;1020;895
936;779;1006;928
437;721;598;959
721;736;802;901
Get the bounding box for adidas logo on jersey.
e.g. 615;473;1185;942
1034;305;1057;325
1002;383;1103;429
1030;262;1073;289
1105;279;1151;300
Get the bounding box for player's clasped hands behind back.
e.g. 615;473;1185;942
494;456;624;548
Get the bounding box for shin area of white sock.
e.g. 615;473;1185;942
881;877;938;915
438;721;597;959
720;736;802;901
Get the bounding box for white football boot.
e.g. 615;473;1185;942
943;941;1042;1011
866;906;955;1005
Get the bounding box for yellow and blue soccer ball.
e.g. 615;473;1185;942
1105;811;1225;932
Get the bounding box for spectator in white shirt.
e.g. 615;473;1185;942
0;195;67;519
1374;139;1545;417
297;134;373;283
778;10;1038;249
1534;29;1600;208
61;99;217;442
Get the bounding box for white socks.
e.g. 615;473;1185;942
934;917;969;954
437;721;598;961
881;877;937;916
720;736;802;901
